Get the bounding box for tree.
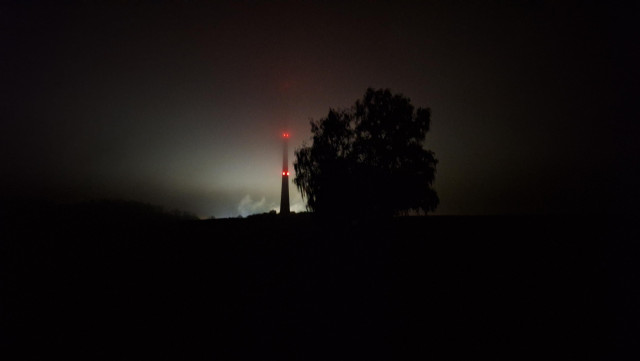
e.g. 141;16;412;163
294;88;438;217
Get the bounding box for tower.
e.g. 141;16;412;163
280;132;290;215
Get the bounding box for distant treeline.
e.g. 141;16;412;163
0;198;199;224
245;210;310;220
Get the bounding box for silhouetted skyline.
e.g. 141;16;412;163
1;1;635;217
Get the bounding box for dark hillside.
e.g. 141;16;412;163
0;205;632;359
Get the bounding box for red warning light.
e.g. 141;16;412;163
282;171;286;176
283;132;289;138
286;171;290;176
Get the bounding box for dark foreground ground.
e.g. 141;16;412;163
1;203;638;360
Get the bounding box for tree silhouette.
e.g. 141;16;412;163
294;88;438;217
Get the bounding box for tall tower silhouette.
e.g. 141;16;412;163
280;132;290;215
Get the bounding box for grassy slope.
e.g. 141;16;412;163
0;210;633;360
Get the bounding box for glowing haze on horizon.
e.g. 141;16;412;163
0;1;632;217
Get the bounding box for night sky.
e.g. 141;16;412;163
1;1;636;218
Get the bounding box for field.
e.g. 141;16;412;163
1;205;636;359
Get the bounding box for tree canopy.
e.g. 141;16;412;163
294;88;438;217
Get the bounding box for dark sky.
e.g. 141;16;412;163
1;1;636;217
